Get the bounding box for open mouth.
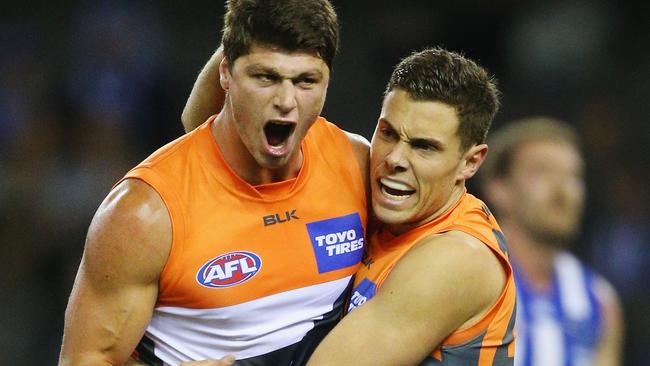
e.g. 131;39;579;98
264;121;296;147
380;178;415;200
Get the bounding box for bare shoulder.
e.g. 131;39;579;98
343;130;370;190
59;179;173;365
344;130;370;146
344;130;370;156
306;230;508;365
384;230;506;323
398;230;506;282
84;178;172;285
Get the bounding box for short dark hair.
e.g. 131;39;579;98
385;47;500;152
480;117;581;180
222;0;339;69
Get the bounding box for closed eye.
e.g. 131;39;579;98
254;73;280;83
411;141;436;151
379;126;399;141
294;75;321;89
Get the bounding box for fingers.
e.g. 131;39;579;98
179;354;236;366
125;357;146;365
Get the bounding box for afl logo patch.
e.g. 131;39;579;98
197;251;262;288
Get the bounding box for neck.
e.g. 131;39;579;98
212;108;303;185
500;219;558;291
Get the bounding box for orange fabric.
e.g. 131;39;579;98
117;116;367;309
354;192;516;364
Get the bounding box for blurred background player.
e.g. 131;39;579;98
478;117;623;366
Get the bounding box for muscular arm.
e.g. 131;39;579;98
594;278;624;366
307;231;506;365
59;179;172;366
181;47;226;132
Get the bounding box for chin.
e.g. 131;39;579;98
254;151;292;169
373;205;413;227
531;226;578;248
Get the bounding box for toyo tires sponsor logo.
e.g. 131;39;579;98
306;213;365;273
197;251;262;288
348;278;376;312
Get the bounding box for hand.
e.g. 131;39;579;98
125;357;146;366
180;355;237;366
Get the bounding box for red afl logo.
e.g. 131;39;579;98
196;251;262;288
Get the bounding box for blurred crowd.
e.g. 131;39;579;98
0;1;647;364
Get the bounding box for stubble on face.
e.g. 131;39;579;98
506;140;586;247
370;89;466;234
217;43;330;184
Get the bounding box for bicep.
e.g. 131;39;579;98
308;271;460;366
60;180;171;365
308;233;505;366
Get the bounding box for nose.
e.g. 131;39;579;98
274;80;297;115
384;142;409;172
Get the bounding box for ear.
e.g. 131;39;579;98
219;58;230;91
458;143;488;180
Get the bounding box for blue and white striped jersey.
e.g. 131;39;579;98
513;252;604;366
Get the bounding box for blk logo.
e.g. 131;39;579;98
263;209;299;226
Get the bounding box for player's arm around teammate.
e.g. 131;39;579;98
181;46;226;133
307;230;506;365
58;180;170;365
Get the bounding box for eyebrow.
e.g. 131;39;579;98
245;64;324;79
379;118;445;149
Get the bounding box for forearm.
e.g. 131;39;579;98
61;179;170;365
594;280;624;366
59;286;156;365
181;46;226;132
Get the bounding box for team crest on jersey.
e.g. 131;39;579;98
196;251;262;288
306;212;365;273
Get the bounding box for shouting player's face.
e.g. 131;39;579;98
370;89;486;234
220;43;330;173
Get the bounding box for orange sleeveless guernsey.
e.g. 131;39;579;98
120;116;367;365
349;192;516;365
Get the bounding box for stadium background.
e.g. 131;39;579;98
0;1;647;364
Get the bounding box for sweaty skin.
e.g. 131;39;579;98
305;89;508;365
59;44;370;366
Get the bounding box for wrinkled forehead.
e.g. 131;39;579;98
231;43;329;74
231;41;326;66
380;89;460;138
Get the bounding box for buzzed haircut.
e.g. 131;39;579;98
385;47;500;152
480;117;581;180
222;0;339;69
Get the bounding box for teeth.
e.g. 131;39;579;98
270;120;293;125
380;178;413;191
382;187;410;200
